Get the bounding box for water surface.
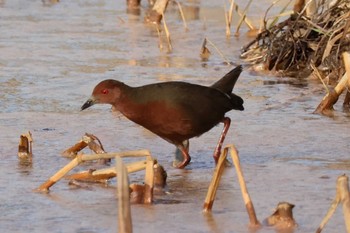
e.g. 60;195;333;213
1;0;349;232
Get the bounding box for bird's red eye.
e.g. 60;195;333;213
101;89;109;94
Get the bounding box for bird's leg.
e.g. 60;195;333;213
173;140;189;167
213;117;231;164
174;142;191;169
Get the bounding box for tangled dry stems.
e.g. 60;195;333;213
242;0;350;82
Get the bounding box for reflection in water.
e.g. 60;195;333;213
17;160;32;175
42;0;59;7
126;0;141;16
263;79;308;88
203;212;220;233
181;5;200;21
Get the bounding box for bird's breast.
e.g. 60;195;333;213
118;99;194;136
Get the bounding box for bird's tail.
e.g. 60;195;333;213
210;65;243;94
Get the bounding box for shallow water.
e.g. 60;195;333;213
1;0;350;233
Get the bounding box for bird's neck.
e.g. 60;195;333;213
114;86;146;122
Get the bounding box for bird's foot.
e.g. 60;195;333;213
172;157;191;169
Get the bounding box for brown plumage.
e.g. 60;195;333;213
81;65;244;168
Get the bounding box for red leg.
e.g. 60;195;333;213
213;117;231;164
175;143;191;169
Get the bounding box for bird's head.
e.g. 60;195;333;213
81;79;124;111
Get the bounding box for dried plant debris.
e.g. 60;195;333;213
61;133;110;164
18;131;33;161
62;133;105;158
264;202;297;229
242;0;350;80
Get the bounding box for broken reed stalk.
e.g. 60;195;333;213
235;0;253;37
225;0;235;37
64;160;150;182
315;174;350;233
145;0;169;24
200;38;211;60
268;0;293;28
174;0;188;31
36;150;152;192
227;1;256;34
229;145;260;226
143;159;155;204
203;148;228;212
18;131;33;160
62;133;105;157
311;63;329;94
116;156;133;233
314;52;350;114
205;38;231;64
236;5;255;30
203;144;260;226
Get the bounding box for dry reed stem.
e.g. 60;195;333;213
62;133;105;157
263;0;284;28
225;0;235;37
311;63;329;93
235;0;253;37
61;140;88;157
229;1;255;30
203;148;228;212
203;144;260;227
145;0;169;24
343;52;350;89
224;1;256;31
155;24;163;51
65;160;150;182
116;156;133;233
315;174;350;233
268;0;293;28
143;159;155;204
36;150;152;192
37;155;82;192
314;52;350;114
228;145;260;226
205;38;231;64
174;0;188;31
162;13;172;52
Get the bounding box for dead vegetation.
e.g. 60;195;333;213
242;0;350;114
18;127;349;232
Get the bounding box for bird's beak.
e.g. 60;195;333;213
81;98;95;111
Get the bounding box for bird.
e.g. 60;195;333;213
81;65;244;168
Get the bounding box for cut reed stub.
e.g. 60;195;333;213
264;202;297;229
153;163;167;193
314;52;350;115
200;38;211;61
18;131;33;161
144;0;169;24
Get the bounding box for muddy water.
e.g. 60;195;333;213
1;0;350;232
